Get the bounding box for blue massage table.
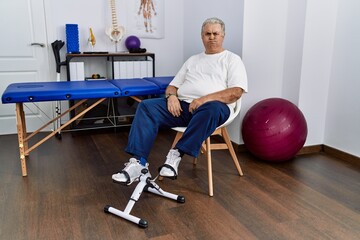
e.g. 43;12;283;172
1;76;174;176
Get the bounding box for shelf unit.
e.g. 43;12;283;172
66;52;155;80
65;52;155;130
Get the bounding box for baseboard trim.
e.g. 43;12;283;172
297;145;323;155
236;143;360;164
236;144;324;155
322;145;360;166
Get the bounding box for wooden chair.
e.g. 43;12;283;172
171;98;244;196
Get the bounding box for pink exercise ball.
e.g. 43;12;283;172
241;98;307;162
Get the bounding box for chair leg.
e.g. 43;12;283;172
205;137;214;197
221;128;243;176
171;132;182;148
171;130;222;196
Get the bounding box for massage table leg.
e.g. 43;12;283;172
14;98;107;176
16;103;28;176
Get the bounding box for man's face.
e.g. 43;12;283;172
201;23;225;54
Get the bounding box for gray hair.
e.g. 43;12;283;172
201;17;225;34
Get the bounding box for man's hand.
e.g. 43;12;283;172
189;98;205;113
167;95;182;117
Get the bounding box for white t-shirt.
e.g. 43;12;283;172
169;50;248;109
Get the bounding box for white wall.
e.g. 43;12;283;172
243;0;359;157
281;0;306;103
242;0;288;110
298;0;338;146
324;0;360;156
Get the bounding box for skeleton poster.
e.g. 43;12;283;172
126;0;164;39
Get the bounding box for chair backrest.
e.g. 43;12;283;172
217;97;242;129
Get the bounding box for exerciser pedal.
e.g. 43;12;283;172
158;164;178;180
104;169;185;228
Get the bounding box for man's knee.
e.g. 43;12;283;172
196;101;230;123
199;101;229;114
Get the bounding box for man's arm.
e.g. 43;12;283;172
189;87;243;113
201;87;243;104
165;85;244;116
165;85;178;99
165;85;182;117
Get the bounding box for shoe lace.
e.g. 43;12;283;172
123;158;139;171
166;150;180;165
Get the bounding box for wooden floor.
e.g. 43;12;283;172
0;130;359;240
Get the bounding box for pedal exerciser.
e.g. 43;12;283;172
104;169;185;228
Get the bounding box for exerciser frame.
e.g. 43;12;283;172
104;169;185;228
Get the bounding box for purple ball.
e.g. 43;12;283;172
241;98;307;162
125;35;141;50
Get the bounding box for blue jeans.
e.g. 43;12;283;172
125;98;230;158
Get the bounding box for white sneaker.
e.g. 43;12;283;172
112;158;149;185
159;149;181;179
